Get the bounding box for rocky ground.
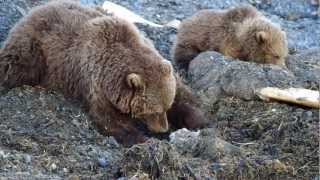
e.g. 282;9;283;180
0;0;319;179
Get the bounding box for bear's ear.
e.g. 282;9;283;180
160;60;173;75
255;31;268;44
127;73;144;89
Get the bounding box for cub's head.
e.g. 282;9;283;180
86;16;176;133
237;17;288;66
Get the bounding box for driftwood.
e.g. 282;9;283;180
257;87;320;109
102;1;163;27
102;1;181;29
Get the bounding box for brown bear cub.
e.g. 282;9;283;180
0;1;208;146
173;5;288;71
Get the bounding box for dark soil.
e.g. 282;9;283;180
213;97;319;179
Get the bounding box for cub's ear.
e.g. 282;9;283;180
255;31;268;44
127;73;144;89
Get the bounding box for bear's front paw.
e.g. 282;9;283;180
122;133;149;147
168;103;209;130
109;127;149;147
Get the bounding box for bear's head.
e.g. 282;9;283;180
236;17;288;66
85;16;176;133
125;59;176;133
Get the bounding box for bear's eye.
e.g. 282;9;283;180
273;55;280;59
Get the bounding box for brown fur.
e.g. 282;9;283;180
173;5;288;71
0;0;207;146
167;75;208;129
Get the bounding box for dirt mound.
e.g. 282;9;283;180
213;97;319;179
0;86;123;179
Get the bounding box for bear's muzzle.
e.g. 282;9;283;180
143;113;169;133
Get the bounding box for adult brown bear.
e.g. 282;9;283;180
0;0;207;146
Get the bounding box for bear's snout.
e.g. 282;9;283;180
275;59;286;67
143;113;169;133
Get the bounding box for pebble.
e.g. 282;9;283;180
210;163;222;171
165;19;181;29
313;176;320;180
98;157;108;168
204;176;215;180
0;150;6;158
306;111;313;117
63;168;69;173
68;175;81;180
239;159;245;167
302;110;314;121
50;163;57;171
108;137;120;148
24;154;31;164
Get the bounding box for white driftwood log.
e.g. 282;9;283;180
102;1;163;27
257;87;320;109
